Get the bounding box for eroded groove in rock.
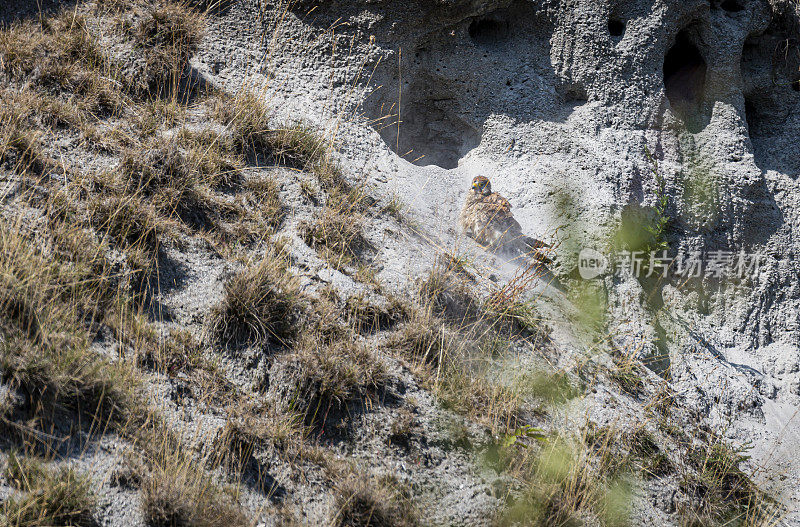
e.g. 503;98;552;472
664;29;708;132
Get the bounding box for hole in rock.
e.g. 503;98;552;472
793;80;800;91
367;76;481;169
608;19;625;38
664;31;707;129
468;19;509;46
720;0;744;12
559;82;588;103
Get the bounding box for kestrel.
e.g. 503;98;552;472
459;176;551;262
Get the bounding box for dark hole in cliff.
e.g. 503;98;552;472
608;19;625;38
559;82;588;103
367;76;481;169
468;19;509;46
792;80;800;91
720;0;744;12
664;31;707;130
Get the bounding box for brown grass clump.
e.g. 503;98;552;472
135;430;250;527
177;128;244;187
331;473;418;527
231;177;285;240
679;439;778;526
4;87;86;131
208;253;301;347
345;293;410;333
300;206;372;272
214;399;305;488
417;254;483;326
137;328;215;377
384;312;452;368
271;334;387;429
116;132;250;234
0;104;51;176
0;13;125;118
90;193;162;254
127;2;205;97
2;452;97;526
0;218;137;440
120;136;196;193
213;90;348;188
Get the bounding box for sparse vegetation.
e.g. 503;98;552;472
605;356;645;396
331;472;418;527
0;1;780;526
3;451;97;527
208;253;301;347
346;293;409;333
134;428;250;527
215;398;305;475
497;434;632;527
128;2;205;97
300;205;372;272
679;439;777;526
0;216;138;442
384;311;452;367
278;333;387;429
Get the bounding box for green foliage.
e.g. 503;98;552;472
682;164;720;232
567;281;608;342
644;147;670;254
612;147;670;263
497;437;632;527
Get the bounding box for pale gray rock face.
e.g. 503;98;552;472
192;0;800;521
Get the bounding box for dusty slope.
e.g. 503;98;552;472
0;0;795;526
192;0;800;522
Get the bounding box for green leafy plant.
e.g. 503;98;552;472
643;146;670;255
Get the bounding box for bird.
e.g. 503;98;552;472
459;176;551;263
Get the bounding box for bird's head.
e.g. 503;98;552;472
471;176;492;196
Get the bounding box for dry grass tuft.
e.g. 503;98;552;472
0;218;137;439
214;399;305;485
135;430;250;527
300;206;372;272
417;254;482;325
331;473;417;527
214;90;348;188
384;311;452;368
272;333;387;429
208;253;301;347
232;177;285;239
90;193;162;254
0;12;125;120
2;452;96;526
128;2;205;97
137;328;216;377
345;293;410;333
0;105;51;176
679;438;778;526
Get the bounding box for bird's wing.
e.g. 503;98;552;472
484;193;512;214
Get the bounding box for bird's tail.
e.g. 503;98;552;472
522;236;552;263
523;236;550;250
